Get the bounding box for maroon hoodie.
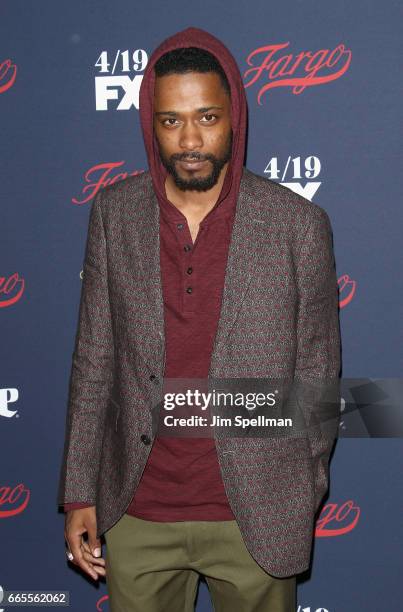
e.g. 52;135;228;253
64;27;248;519
138;26;247;216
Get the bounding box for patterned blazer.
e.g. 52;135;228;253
57;166;341;577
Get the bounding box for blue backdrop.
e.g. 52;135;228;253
1;1;402;611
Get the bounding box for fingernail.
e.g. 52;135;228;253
93;548;101;557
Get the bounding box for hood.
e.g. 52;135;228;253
138;26;248;213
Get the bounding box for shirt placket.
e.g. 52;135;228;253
174;219;207;315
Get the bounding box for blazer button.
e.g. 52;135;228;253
140;434;151;445
149;374;158;384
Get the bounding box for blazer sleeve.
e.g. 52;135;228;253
293;207;341;514
57;189;115;507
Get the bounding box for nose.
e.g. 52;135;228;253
179;121;203;152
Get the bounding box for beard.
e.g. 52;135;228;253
157;130;233;192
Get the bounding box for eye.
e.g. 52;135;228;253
200;113;218;123
162;117;179;126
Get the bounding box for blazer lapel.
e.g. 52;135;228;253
209;167;270;363
130;178;165;366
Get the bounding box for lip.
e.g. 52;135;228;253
178;159;207;170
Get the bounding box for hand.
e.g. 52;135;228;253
64;506;106;580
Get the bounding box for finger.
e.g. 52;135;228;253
87;526;102;560
81;540;106;566
67;533;98;580
81;553;106;576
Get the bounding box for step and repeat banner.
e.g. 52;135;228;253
1;1;402;611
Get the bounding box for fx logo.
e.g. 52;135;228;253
95;75;143;111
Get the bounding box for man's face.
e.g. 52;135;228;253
153;71;232;191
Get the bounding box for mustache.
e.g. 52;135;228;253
171;152;214;162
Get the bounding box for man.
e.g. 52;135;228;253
58;26;341;612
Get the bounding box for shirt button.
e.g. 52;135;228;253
140;434;151;445
177;223;184;230
187;267;193;274
186;287;193;294
184;245;192;252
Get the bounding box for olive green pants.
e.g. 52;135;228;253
104;513;296;612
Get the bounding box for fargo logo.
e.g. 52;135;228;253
0;58;17;94
0;388;19;419
244;42;352;105
72;162;144;204
94;49;148;111
96;594;109;610
0;273;25;307
0;484;30;518
338;274;356;308
315;500;360;537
